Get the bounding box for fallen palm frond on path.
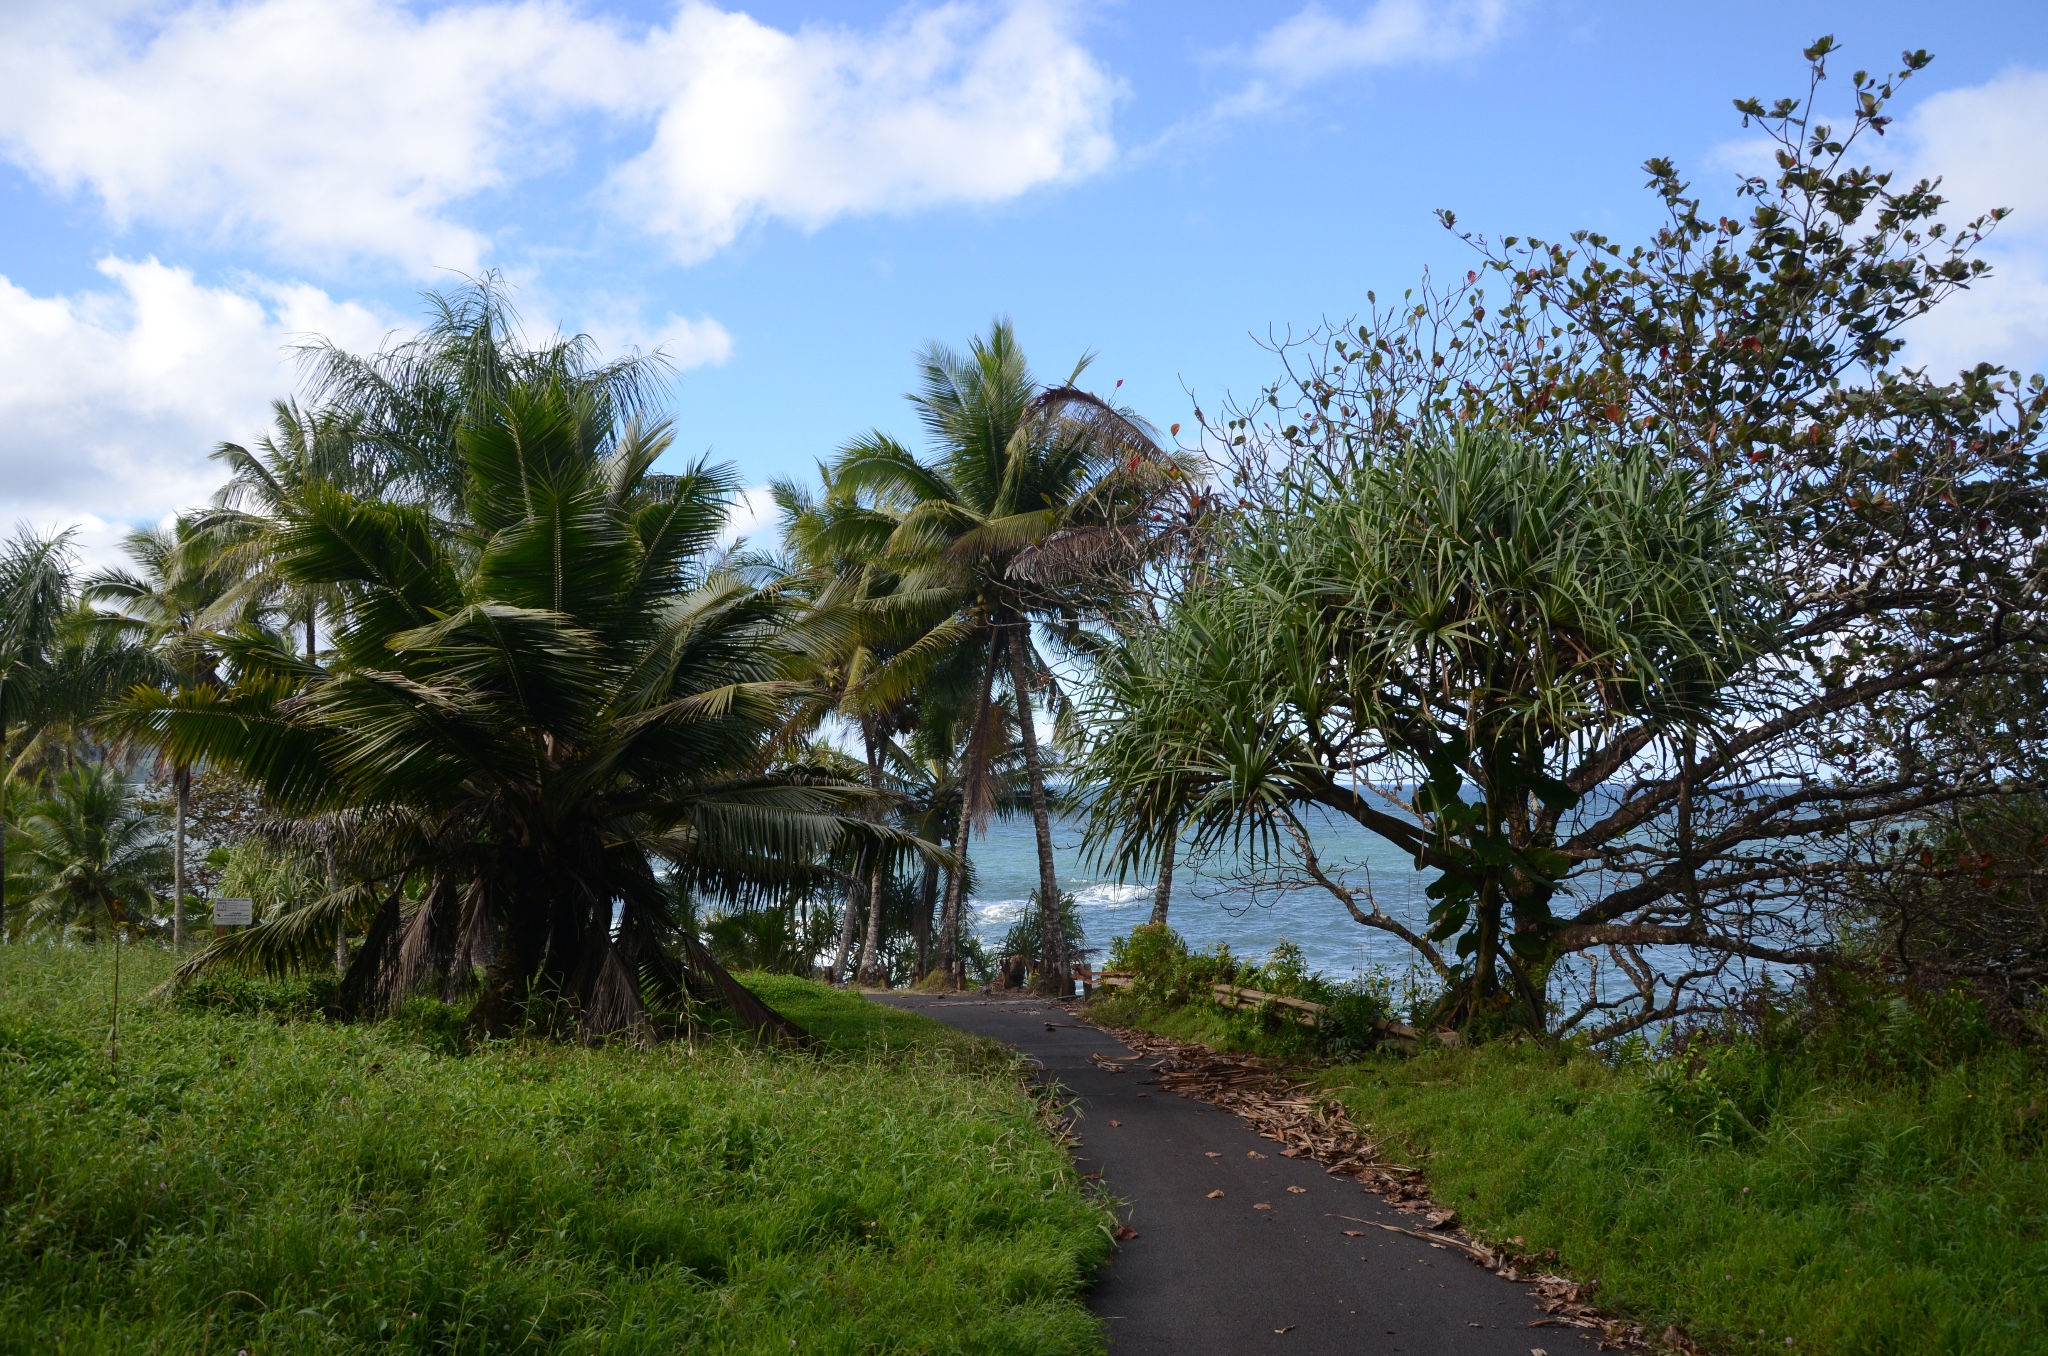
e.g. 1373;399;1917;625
1087;1018;1666;1352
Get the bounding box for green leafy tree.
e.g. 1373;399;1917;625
4;761;170;940
299;273;668;518
85;519;241;950
1085;429;1748;1029
833;320;1186;991
194;399;375;659
1090;40;2048;1040
0;529;77;935
114;381;867;1042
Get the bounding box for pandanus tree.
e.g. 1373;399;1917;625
833;320;1191;991
115;382;867;1042
1082;429;1749;1032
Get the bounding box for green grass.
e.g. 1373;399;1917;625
1084;991;1322;1061
737;974;991;1061
1093;992;2048;1355
0;945;1112;1355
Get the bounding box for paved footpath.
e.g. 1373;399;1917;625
877;992;1598;1356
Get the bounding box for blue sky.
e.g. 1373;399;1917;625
3;0;2045;560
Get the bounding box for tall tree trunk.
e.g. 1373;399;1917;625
172;763;190;951
855;715;888;986
1008;626;1064;995
857;857;887;986
829;866;863;985
1;706;10;940
327;846;345;973
937;632;1002;989
1150;819;1177;928
913;858;939;981
936;833;967;988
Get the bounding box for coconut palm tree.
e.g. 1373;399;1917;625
299;273;668;519
84;519;241;950
193;399;372;660
773;474;905;985
112;380;880;1043
0;528;76;935
831;320;1187;991
4;761;169;940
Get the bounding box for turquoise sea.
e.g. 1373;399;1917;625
961;808;1439;981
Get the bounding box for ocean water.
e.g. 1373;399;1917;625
963;808;1438;981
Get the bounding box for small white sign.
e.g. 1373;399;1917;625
213;898;255;927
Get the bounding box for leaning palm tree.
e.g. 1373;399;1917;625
832;320;1188;991
114;381;881;1043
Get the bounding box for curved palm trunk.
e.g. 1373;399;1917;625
1008;627;1065;995
912;858;939;981
937;631;1002;989
1150;818;1177;928
829;865;862;984
856;858;887;986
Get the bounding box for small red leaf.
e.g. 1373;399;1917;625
1115;1225;1139;1241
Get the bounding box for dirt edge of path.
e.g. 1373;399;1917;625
1073;1012;1701;1355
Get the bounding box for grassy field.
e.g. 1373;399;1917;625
1090;991;2047;1356
0;944;1112;1355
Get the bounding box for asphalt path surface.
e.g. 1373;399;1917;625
877;992;1598;1356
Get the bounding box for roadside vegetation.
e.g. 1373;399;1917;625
0;943;1111;1355
3;34;2047;1356
1089;924;2048;1355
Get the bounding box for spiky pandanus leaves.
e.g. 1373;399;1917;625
1081;428;1751;1031
114;382;874;1043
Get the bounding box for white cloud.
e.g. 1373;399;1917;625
0;0;1119;273
0;0;618;273
612;2;1117;261
579;306;735;373
1695;65;2048;380
1894;67;2048;378
0;257;392;532
718;483;779;550
1217;0;1510;116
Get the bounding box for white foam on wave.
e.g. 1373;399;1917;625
1073;881;1148;909
968;897;1031;928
